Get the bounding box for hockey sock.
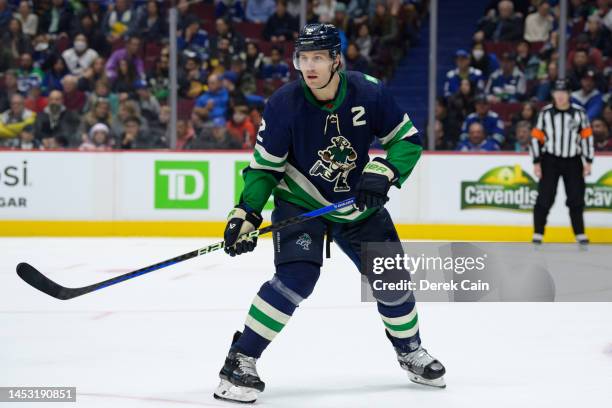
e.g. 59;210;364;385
378;297;421;353
233;262;320;358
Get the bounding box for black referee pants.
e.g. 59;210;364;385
533;154;585;235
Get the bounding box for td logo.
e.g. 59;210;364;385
155;161;209;209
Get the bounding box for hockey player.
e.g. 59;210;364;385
214;23;446;404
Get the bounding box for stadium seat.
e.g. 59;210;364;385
178;98;196;120
234;22;264;40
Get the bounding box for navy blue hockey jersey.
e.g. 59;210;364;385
241;71;422;222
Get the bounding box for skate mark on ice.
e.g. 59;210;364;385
91;311;115;320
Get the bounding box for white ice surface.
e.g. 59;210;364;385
1;238;611;407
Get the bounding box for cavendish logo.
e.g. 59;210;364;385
296;233;312;250
461;165;538;211
309;114;357;192
585;170;612;211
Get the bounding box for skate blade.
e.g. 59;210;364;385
213;379;260;404
408;373;446;388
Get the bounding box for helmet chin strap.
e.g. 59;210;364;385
314;61;339;90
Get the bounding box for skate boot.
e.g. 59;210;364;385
213;331;265;404
387;331;446;388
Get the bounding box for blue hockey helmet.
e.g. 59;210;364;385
293;23;341;70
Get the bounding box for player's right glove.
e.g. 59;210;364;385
355;157;400;211
224;204;263;257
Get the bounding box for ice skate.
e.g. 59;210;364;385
387;332;446;388
213;331;265;404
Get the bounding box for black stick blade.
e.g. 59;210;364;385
16;263;77;300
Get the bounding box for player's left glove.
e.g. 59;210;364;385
224;204;263;257
355;157;400;211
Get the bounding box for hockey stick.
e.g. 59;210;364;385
16;198;355;300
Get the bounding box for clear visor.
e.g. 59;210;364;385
293;50;335;71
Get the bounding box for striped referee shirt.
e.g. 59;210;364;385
530;103;594;163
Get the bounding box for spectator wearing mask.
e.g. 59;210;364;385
460;94;505;146
592;117;611;151
38;0;73;38
476;0;523;42
263;0;299;42
0;93;36;140
61;75;86;112
191;117;242;149
344;42;369;74
33;90;80;146
470;42;499;79
194;74;230;122
486;52;526;103
227;103;256;148
571;70;604;121
62;34;99;77
79;122;114;151
105;36;144;81
246;0;276;23
523;0;553;43
103;0;133;41
13;0;38;37
9;124;40;150
444;49;485;97
456;122;500;152
260;46;290;81
74;12;110;57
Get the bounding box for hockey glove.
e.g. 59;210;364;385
355;157;400;211
224;204;264;257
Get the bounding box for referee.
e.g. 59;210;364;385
530;79;594;245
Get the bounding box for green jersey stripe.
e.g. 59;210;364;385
253;149;286;168
252;295;291;325
255;143;288;163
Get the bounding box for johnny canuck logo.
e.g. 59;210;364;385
296;233;312;250
309;114;357;192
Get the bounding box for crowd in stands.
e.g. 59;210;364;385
0;0;427;151
434;0;611;152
